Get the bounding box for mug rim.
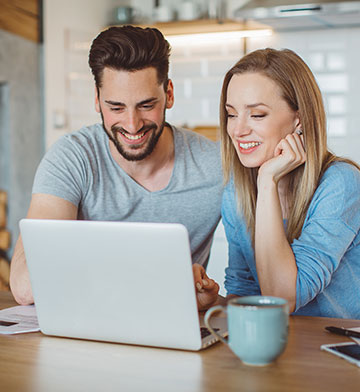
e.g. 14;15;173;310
228;295;288;308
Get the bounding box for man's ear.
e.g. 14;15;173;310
165;79;174;109
95;86;100;113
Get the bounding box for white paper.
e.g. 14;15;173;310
348;327;360;344
0;305;40;334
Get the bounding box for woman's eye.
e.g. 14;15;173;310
251;114;266;119
227;113;236;118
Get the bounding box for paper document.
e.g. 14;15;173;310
0;305;40;334
349;327;360;344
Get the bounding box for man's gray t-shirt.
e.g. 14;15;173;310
33;124;223;266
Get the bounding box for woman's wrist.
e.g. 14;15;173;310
257;170;278;191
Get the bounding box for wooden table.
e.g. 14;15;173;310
0;291;359;392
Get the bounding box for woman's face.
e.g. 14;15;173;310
226;72;300;168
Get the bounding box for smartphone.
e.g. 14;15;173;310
321;342;360;367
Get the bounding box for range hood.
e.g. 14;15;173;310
234;0;360;30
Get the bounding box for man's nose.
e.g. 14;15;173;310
124;110;143;133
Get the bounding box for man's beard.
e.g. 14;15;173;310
100;109;166;162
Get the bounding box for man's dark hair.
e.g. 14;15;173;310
88;25;171;91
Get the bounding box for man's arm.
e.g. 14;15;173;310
10;193;78;305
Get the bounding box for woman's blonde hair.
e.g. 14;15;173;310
220;48;358;243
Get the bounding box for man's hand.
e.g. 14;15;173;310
192;263;219;311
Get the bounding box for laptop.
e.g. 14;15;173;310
20;219;228;350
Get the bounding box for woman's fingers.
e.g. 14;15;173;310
293;132;306;160
274;138;296;162
284;133;306;165
284;136;300;163
261;132;306;184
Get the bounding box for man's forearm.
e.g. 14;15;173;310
9;237;34;305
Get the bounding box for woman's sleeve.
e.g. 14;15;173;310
292;164;360;311
222;186;261;297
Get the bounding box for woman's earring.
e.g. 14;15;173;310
295;128;303;135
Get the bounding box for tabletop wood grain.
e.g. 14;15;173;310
0;291;359;392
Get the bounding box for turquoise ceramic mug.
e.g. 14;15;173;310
205;296;289;366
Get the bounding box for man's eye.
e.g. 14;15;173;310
110;107;122;112
141;105;155;110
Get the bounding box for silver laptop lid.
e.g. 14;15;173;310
20;219;203;350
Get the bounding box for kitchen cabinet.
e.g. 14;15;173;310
135;18;269;36
0;0;41;42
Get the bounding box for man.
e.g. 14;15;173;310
10;26;223;309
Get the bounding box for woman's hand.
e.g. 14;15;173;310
258;131;306;185
254;131;304;312
192;263;219;311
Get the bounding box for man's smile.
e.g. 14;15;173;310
120;130;147;141
114;125;156;146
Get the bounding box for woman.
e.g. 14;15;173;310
220;48;360;318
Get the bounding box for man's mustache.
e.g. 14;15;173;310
111;123;157;135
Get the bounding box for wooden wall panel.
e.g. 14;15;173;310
13;0;39;15
192;126;219;142
0;0;40;42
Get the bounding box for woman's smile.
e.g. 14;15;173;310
237;141;262;154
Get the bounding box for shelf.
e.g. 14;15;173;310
134;19;271;37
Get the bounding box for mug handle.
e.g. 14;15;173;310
204;305;229;346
